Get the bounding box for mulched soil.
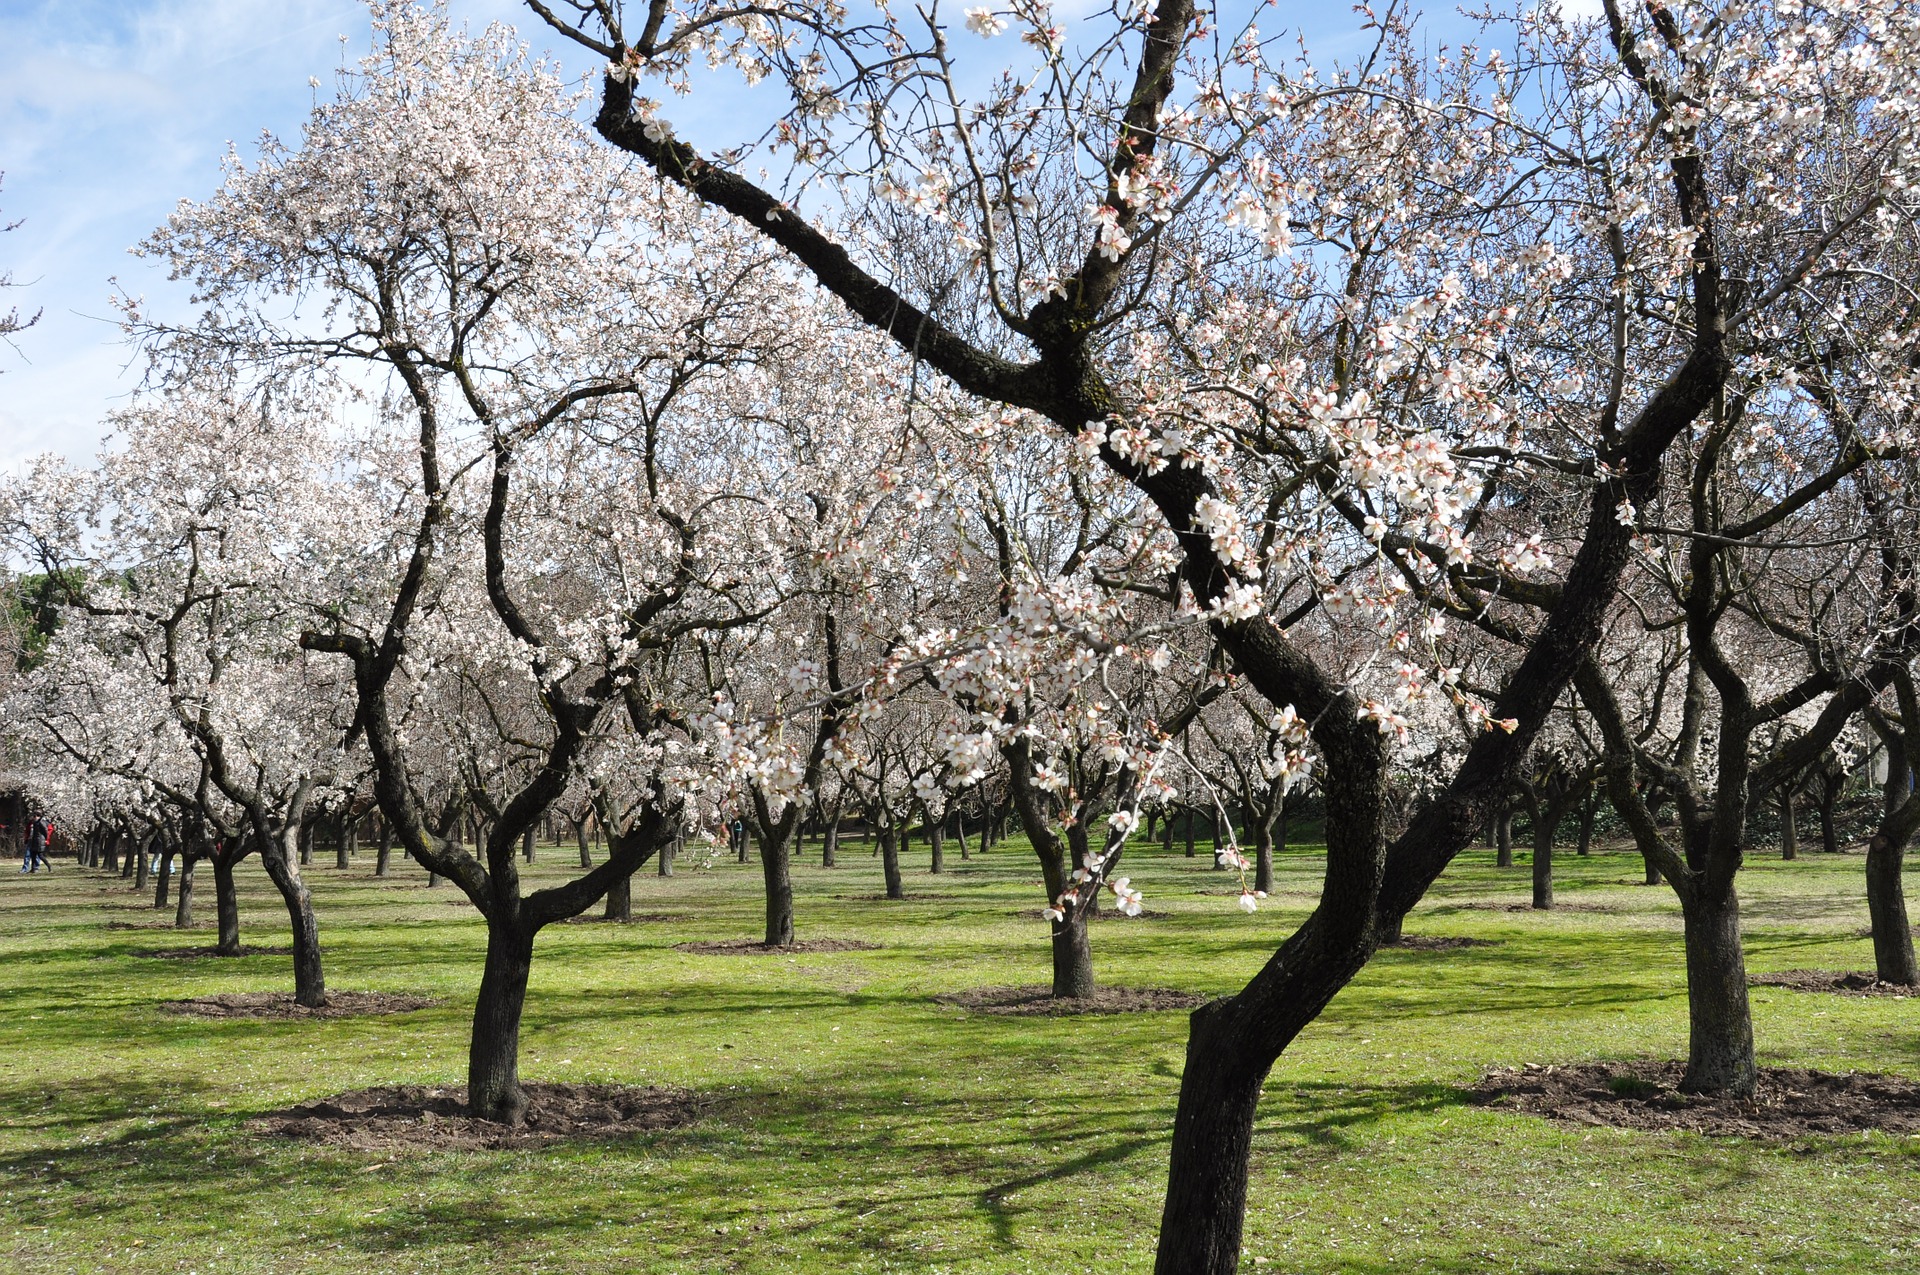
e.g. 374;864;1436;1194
1751;969;1920;999
673;938;881;955
934;985;1209;1016
563;912;687;925
1471;1061;1920;1137
138;945;293;959
253;1082;704;1150
161;991;440;1019
1383;935;1500;951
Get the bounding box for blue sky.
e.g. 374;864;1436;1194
0;0;1596;471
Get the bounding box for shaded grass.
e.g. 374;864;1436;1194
2;837;1918;1272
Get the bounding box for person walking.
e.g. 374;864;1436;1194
24;816;50;874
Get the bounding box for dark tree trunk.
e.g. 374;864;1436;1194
214;857;241;954
1576;793;1595;857
1778;789;1798;860
523;826;536;864
1866;831;1918;985
1818;782;1841;854
468;917;536;1124
761;826;795;945
376;821;392;877
1154;1022;1266;1275
658;835;675;876
153;850;174;909
603;869;632;922
1495;807;1514;868
1643;851;1662;886
880;823;904;899
956;812;970;860
299;821;314;866
1532;812;1559;910
133;840;148;887
335;818;350;870
928;819;945;874
822;813;839;867
576;822;592;870
256;815;326;1008
1185;809;1196;859
103;832;120;874
1253;814;1275;895
173;856;196;928
1677;889;1756;1096
1050;910;1095;998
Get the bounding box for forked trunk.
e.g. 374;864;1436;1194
469;917;535;1124
214;857;241;954
1677;888;1755;1096
1050;910;1095;998
1865;831;1918;985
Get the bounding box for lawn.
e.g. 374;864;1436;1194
3;834;1917;1273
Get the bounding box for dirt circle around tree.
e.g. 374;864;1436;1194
673;938;882;955
1471;1061;1920;1137
1383;935;1500;951
935;985;1209;1016
1750;969;1919;998
139;944;294;959
252;1082;705;1150
162;991;442;1019
563;912;688;926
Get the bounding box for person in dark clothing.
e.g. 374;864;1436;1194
23;816;50;874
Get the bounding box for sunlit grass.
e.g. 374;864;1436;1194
2;834;1916;1272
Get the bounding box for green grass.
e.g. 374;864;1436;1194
4;836;1918;1273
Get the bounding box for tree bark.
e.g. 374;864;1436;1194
1532;813;1557;910
468;917;536;1124
299;820;314;866
1778;788;1798;860
376;821;393;877
133;838;148;887
1050;910;1095;998
335;817;350;870
153;849;174;909
523;826;536;864
822;813;839;867
602;869;632;922
1678;889;1756;1095
173;855;196;929
658;835;675;876
880;823;904;899
213;856;241;954
761;825;795;945
1865;830;1918;985
1576;793;1595;857
576;821;592;870
928;817;945;874
1495;807;1514;869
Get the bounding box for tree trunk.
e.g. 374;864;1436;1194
376;822;392;877
213;857;241;954
468;917;535;1124
335;818;350;871
153;850;174;909
103;832;120;874
173;856;196;928
133;839;148;887
1154;1015;1268;1275
576;822;592;870
1643;852;1661;886
658;835;675;877
928;819;945;874
761;826;795;945
1495;807;1514;868
1678;888;1756;1096
1778;789;1799;860
822;814;839;868
299;821;314;866
1532;813;1557;910
1818;783;1841;854
603;869;632;922
1185;809;1196;859
259;843;326;1008
880;823;904;899
1866;830;1918;985
1050;910;1095;998
957;812;970;860
523;826;536;864
1253;814;1274;896
1576;793;1595;857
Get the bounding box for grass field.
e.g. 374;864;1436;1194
3;834;1917;1273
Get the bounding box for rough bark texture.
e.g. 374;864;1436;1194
1050;911;1095;998
880;824;904;900
760;827;795;945
1532;817;1556;910
1495;807;1514;869
214;857;241;954
1865;832;1918;985
603;870;632;922
1678;890;1756;1095
1779;789;1799;860
152;850;173;909
468;919;536;1125
173;856;196;929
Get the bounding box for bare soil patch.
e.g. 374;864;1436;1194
104;920;181;931
162;991;440;1019
563;912;687;925
1384;935;1499;951
1446;901;1616;913
1751;969;1919;999
139;944;293;959
832;892;939;902
935;985;1208;1015
674;938;881;955
253;1082;704;1150
1472;1061;1920;1137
